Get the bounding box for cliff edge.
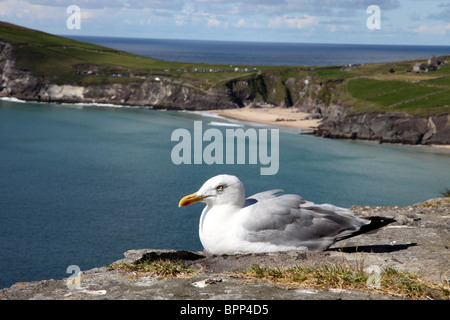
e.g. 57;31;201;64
1;198;448;300
0;40;238;110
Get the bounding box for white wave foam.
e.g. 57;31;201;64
207;121;243;127
180;110;225;119
70;102;132;109
0;97;27;103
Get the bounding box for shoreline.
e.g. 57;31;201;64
208;106;450;152
1;97;449;151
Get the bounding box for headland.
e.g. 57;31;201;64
1;21;449;146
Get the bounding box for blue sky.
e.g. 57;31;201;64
1;0;449;45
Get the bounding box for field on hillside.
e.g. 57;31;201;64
312;61;450;116
0;21;259;87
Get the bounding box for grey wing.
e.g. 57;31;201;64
241;194;369;251
245;189;308;207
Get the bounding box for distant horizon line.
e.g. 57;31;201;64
60;34;450;49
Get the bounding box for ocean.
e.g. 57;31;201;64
1;38;450;289
1;99;449;289
67;36;450;66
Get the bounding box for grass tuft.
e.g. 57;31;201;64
232;263;449;300
107;259;196;279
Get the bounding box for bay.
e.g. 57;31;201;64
0;99;449;289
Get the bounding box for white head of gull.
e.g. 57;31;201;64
179;174;394;255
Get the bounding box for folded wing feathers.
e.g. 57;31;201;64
242;192;371;250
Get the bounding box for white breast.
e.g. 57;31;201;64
199;204;244;254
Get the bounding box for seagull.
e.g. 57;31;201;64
179;174;395;254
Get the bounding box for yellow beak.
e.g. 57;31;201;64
178;192;205;207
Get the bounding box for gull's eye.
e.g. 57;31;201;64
216;185;224;191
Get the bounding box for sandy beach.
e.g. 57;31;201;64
210;106;321;131
429;144;450;150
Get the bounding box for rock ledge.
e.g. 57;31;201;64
1;198;448;300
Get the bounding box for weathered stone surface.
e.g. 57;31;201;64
0;268;400;300
1;198;448;300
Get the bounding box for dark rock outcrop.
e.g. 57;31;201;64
315;105;450;145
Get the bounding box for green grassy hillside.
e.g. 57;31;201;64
1;21;449;116
0;21;156;83
0;21;258;87
310;61;450;116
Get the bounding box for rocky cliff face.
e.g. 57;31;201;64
226;74;449;145
35;81;237;110
225;73;326;112
0;41;237;110
316;106;450;145
0;42;41;98
1;40;449;145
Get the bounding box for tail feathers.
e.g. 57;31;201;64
337;216;396;242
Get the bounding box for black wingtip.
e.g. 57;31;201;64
337;216;396;242
365;216;396;228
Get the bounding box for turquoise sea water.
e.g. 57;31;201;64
0;99;449;289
